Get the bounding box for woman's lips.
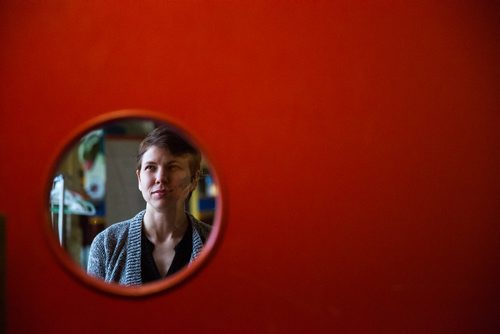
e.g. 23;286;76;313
152;189;167;197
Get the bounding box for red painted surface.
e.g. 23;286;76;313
0;1;498;333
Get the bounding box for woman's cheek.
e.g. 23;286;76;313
179;175;193;192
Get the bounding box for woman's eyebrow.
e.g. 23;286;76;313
166;160;181;165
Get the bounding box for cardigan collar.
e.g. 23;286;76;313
124;210;204;286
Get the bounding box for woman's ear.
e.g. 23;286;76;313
191;170;200;191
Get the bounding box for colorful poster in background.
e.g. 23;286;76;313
78;130;106;217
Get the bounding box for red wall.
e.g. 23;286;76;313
0;1;498;333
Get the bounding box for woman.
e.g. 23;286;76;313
87;127;211;285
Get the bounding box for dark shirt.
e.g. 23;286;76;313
141;222;193;284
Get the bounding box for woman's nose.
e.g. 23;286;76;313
155;169;167;183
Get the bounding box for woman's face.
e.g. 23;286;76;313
136;146;197;211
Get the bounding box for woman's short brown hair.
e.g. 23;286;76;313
136;126;201;178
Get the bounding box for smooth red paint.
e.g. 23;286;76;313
0;1;498;333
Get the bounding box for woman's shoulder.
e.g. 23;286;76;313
188;213;212;242
94;211;145;244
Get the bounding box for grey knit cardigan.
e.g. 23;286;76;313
87;210;211;285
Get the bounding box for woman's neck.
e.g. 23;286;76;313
143;206;188;243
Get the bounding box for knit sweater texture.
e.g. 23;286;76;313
87;210;211;285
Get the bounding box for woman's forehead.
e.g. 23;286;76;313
142;146;191;163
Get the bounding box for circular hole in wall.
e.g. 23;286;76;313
45;110;223;296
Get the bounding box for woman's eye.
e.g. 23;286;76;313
145;165;155;171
